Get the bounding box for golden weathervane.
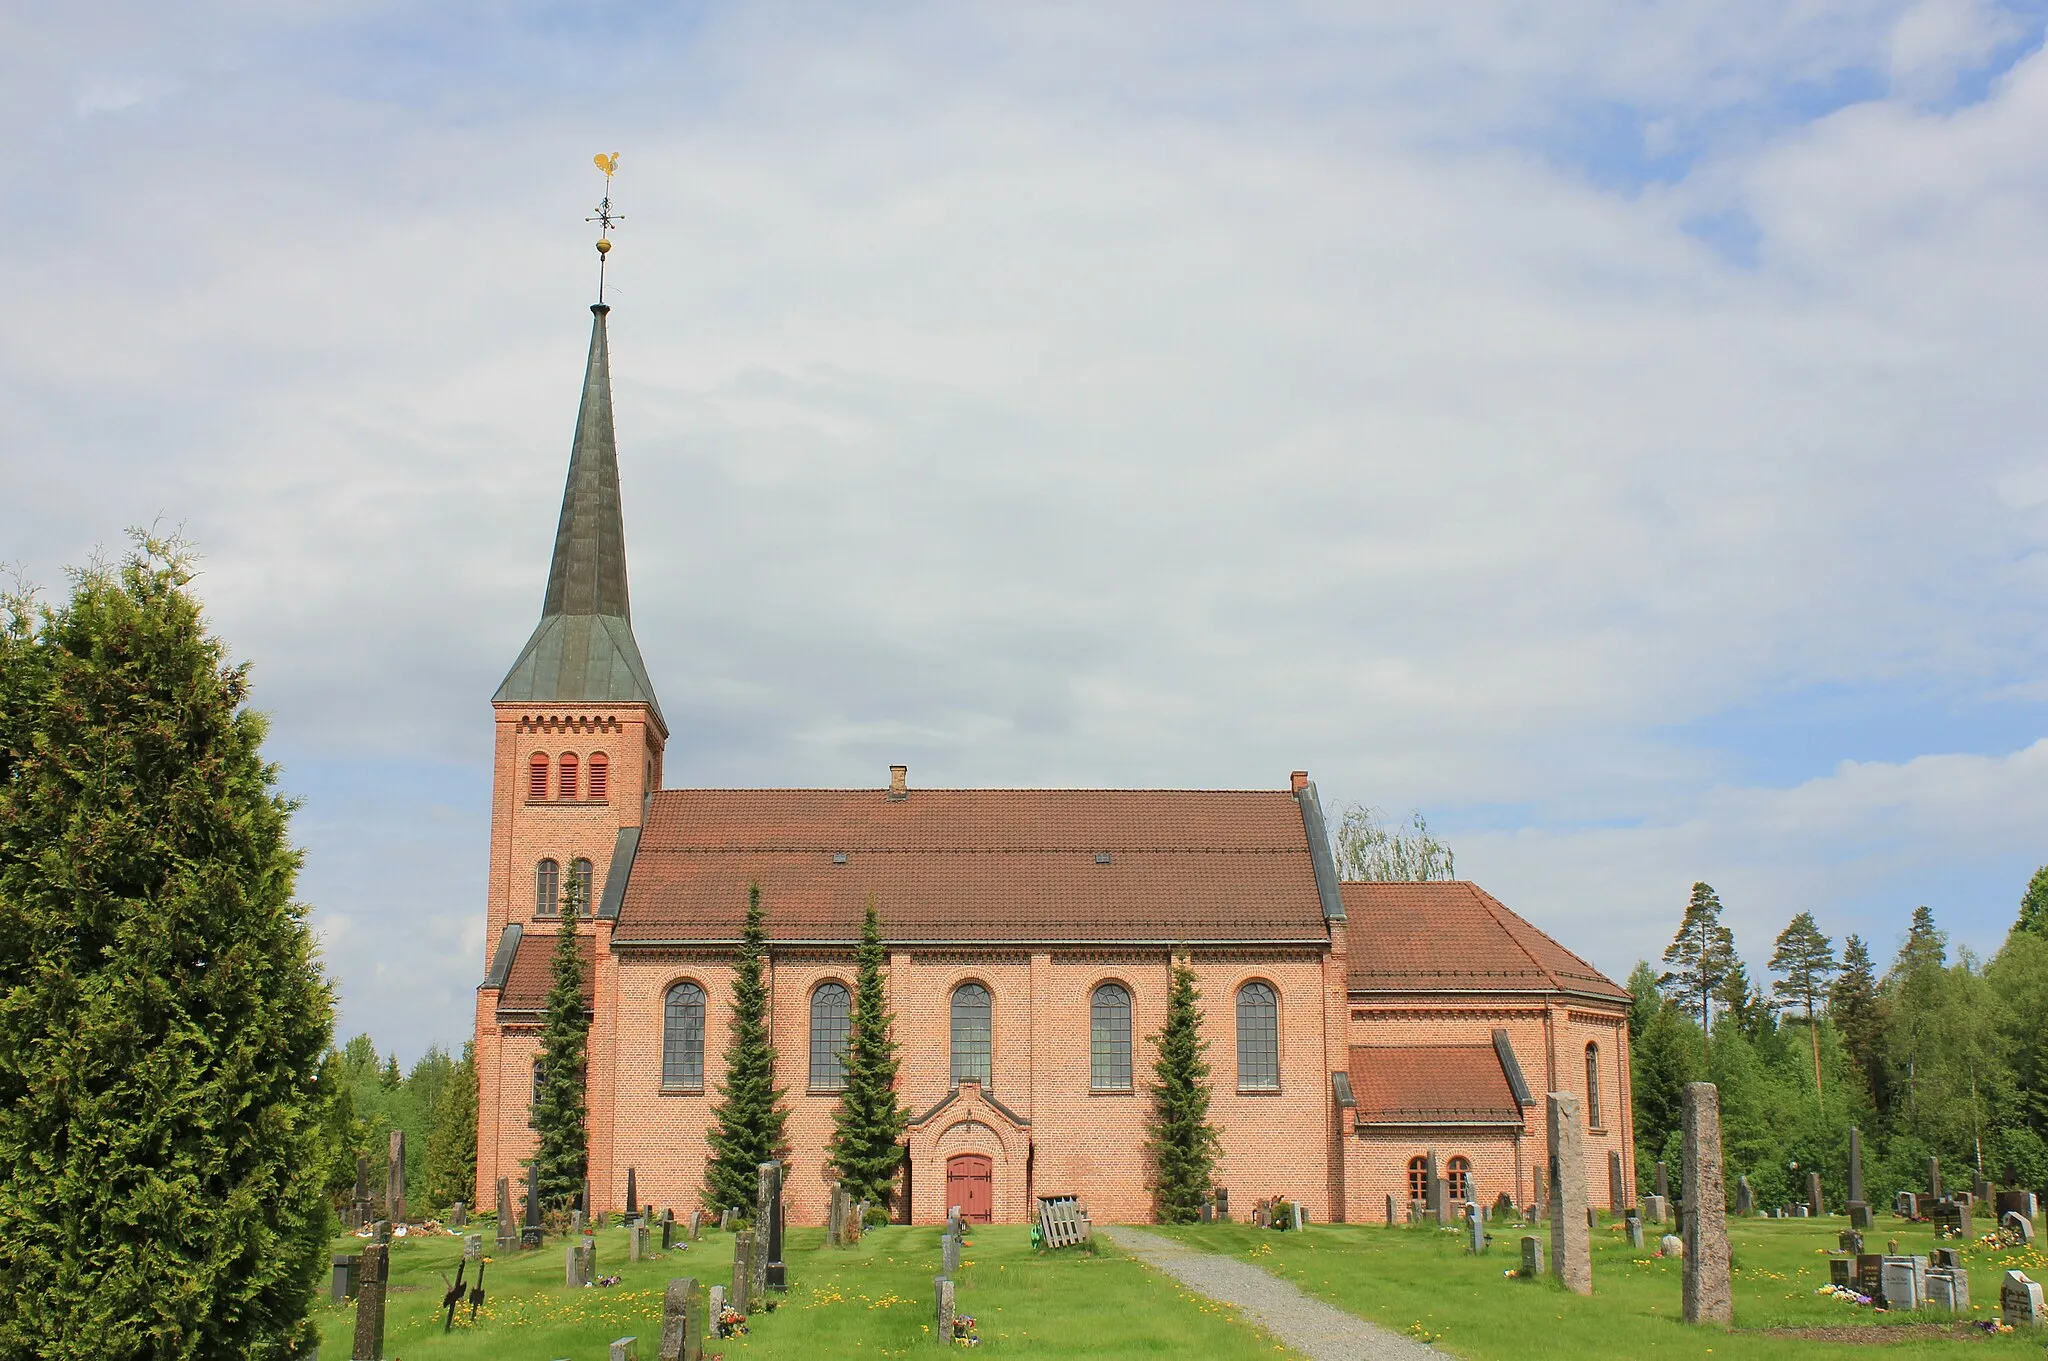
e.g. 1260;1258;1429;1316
588;153;622;303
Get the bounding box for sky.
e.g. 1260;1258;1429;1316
3;2;2046;1065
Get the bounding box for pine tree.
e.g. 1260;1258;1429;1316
704;883;788;1217
530;869;590;1214
2018;867;2048;939
827;897;909;1209
1830;935;1885;1116
1769;911;1838;1102
423;1042;479;1215
0;537;335;1359
1146;955;1220;1224
1660;881;1737;1046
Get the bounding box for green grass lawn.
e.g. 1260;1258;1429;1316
1151;1214;2048;1359
314;1221;1300;1359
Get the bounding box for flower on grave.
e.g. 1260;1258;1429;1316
714;1307;750;1338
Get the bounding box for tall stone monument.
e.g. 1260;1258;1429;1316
386;1129;406;1225
1846;1127;1869;1228
755;1162;784;1293
351;1242;389;1360
1681;1082;1731;1325
1609;1150;1627;1214
657;1276;702;1361
1546;1092;1592;1295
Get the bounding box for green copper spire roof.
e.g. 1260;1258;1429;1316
494;304;665;729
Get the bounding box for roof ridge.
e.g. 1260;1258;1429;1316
1470;884;1617;990
1468;882;1562;989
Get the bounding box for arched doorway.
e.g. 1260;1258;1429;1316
946;1153;994;1224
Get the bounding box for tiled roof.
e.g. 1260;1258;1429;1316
611;787;1331;945
1341;881;1627;1000
497;930;596;1014
1348;1044;1523;1126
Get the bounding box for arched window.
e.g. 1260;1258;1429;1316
588;752;609;802
568;858;594;915
529;753;550;800
559;752;580;800
951;983;992;1086
1236;981;1280;1090
1586;1043;1602;1129
1090;983;1132;1091
534;859;560;917
662;982;705;1089
1447;1156;1472;1203
810;982;852;1091
1407;1156;1429;1203
530;1059;545;1123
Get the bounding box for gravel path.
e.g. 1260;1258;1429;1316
1100;1225;1440;1361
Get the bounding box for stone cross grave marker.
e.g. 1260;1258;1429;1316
386;1129;406;1224
755;1161;784;1293
350;1242;388;1361
730;1229;753;1316
658;1276;702;1361
1682;1082;1731;1326
2003;1270;2043;1327
1546;1091;1592;1295
1519;1235;1544;1277
935;1275;957;1344
1808;1171;1825;1218
1608;1150;1626;1214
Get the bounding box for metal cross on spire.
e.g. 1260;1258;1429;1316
588;152;623;303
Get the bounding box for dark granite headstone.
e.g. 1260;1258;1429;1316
332;1253;360;1304
627;1167;639;1220
1608;1150;1627;1213
1654;1161;1669;1200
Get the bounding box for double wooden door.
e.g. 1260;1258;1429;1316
945;1153;993;1223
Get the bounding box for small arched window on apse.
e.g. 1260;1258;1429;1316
534;859;560;917
1236;981;1280;1090
1407;1156;1429;1202
530;1059;545;1121
1447;1156;1472;1203
663;981;706;1089
529;753;550;800
559;752;580;800
588;752;609;802
569;858;594;916
810;982;852;1091
951;982;993;1087
1586;1042;1603;1129
1090;983;1132;1091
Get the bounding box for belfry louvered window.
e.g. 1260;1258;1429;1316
1236;981;1280;1090
534;859;560;917
810;982;852;1091
662;982;705;1089
951;983;992;1086
529;754;550;800
1090;983;1132;1091
588;752;609;801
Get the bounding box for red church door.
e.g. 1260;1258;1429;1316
946;1154;994;1224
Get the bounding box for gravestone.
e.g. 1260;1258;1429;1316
568;1243;591;1288
451;1200;467;1228
331;1253;359;1304
1519;1235;1544;1277
2006;1211;2038;1245
1466;1202;1485;1254
662;1209;675;1250
627;1166;639;1221
1681;1082;1731;1325
1881;1257;1922;1311
1201;1199;1213;1224
2003;1270;2044;1327
350;1242;388;1361
826;1185;846;1247
1927;1268;1969;1313
610;1338;640;1361
943;1228;961;1277
1424;1148;1444;1220
935;1276;957;1344
631;1221;651;1261
1998;1190;2040;1221
1808;1172;1824;1218
1294;1202;1306;1231
1793;1204;1808;1218
689;1209;702;1240
755;1162;784;1293
1974;1175;1993;1207
526;1159;542;1233
1216;1187;1229;1220
719;1208;733;1233
1626;1209;1644;1250
1608;1150;1626;1213
496;1176;515;1247
1895;1191;1919;1219
1660;1233;1684;1256
371;1219;391;1244
386;1130;406;1224
1930;1198;1971;1240
729;1229;753;1316
658;1276;702;1361
1838;1228;1863;1254
1927;1156;1942;1199
1643;1194;1667;1224
1735;1175;1752;1217
1546;1091;1592;1295
1384;1194;1396;1226
1654;1161;1669;1200
708;1285;725;1332
1829;1258;1852;1289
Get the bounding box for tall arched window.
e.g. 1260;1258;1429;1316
810;982;852;1091
1407;1156;1429;1202
534;859;560;917
559;752;580;800
951;982;992;1086
662;982;705;1089
1447;1156;1472;1203
529;753;550;800
1090;983;1132;1091
530;1059;545;1122
588;752;609;802
569;858;594;915
1236;981;1280;1090
1586;1043;1602;1129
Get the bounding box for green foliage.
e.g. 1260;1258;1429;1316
330;1034;459;1216
1624;960;1661;1042
1332;805;1455;882
0;537;335;1359
1146;956;1220;1224
531;872;591;1212
1829;934;1885;1113
704;883;788;1215
827;898;909;1208
2019;866;2048;939
1769;911;1838;1099
422;1042;478;1215
1660;882;1737;1040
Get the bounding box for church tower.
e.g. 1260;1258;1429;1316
472;299;665;1211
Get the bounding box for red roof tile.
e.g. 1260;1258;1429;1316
1348;1044;1523;1126
498;931;596;1014
613;787;1330;945
1340;881;1627;1000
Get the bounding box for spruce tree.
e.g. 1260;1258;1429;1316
704;883;788;1217
0;538;335;1359
827;897;909;1209
2018;866;2048;939
530;870;590;1213
1661;881;1737;1046
423;1042;479;1215
1146;955;1219;1224
1768;911;1838;1102
1829;935;1885;1115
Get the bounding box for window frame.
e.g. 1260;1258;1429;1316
1089;981;1134;1093
950;981;994;1088
569;857;594;916
1234;979;1281;1092
534;858;560;917
1407;1155;1429;1203
661;979;707;1092
1446;1155;1472;1204
808;980;853;1093
1585;1042;1603;1130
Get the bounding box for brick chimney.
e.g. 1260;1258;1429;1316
888;764;908;800
1290;770;1310;793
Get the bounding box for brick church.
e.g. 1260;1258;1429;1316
472;300;1636;1227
